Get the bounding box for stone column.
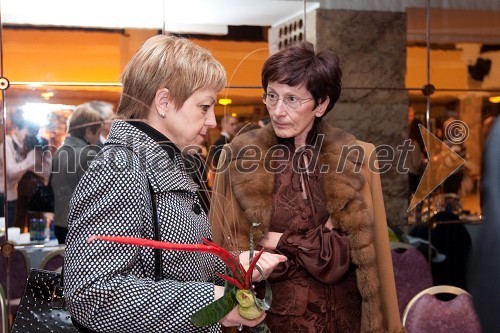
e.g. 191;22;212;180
312;9;409;225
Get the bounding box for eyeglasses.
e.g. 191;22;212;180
262;92;314;110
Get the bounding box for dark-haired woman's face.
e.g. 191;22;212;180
265;82;325;147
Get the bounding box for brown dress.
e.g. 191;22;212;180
255;138;362;333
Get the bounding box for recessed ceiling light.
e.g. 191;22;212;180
219;98;232;106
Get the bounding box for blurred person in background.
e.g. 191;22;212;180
257;116;271;128
480;114;497;210
469;116;500;333
82;100;115;148
0;109;49;228
441;116;466;194
482;114;496;141
51;104;103;244
209;115;238;170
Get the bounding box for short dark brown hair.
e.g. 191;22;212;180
261;42;342;118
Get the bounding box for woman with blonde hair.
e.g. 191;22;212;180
64;35;283;332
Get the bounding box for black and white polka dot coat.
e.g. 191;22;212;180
64;120;223;332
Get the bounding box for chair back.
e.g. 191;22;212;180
39;249;65;272
391;245;433;317
0;240;31;300
0;284;9;333
403;285;482;333
0;237;30;317
390;242;414;250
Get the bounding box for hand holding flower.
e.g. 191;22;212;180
88;235;278;327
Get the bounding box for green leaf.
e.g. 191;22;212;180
191;288;237;326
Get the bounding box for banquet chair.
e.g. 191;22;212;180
391;243;433;317
0;239;30;317
402;285;482;333
39;249;65;272
0;284;8;333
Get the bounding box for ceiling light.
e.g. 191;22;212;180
219;98;232;106
489;95;500;103
2;0;319;32
40;92;54;100
21;103;75;127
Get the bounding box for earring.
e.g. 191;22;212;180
160;112;166;118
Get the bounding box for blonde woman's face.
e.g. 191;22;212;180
162;88;218;150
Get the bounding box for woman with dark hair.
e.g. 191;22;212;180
211;42;402;332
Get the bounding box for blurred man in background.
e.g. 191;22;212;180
82;100;114;148
209;115;238;170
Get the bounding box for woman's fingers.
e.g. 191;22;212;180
325;217;334;230
239;251;287;281
252;252;287;281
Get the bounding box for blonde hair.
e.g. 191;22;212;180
68;105;103;139
117;35;226;119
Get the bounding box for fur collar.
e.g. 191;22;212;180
226;122;370;239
